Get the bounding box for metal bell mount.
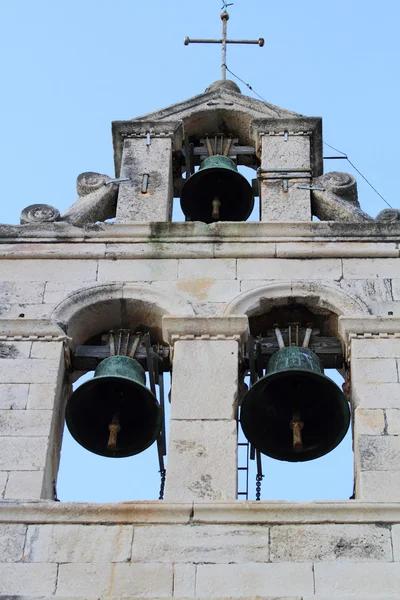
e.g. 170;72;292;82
240;325;350;462
65;331;162;458
180;134;254;223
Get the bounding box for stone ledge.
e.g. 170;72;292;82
339;316;400;340
1;221;400;245
0;320;68;341
1;501;400;525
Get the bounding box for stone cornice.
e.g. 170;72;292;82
339;316;400;340
1;500;400;525
162;316;249;347
112;121;184;177
0;222;399;260
0;320;69;341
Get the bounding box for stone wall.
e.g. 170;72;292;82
1;220;400;598
1;502;400;599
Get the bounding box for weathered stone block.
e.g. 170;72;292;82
0;437;48;470
357;435;400;471
0;523;26;561
357;470;400;501
343;258;400;279
354;408;385;436
178;258;236;280
270;524;392;562
4;470;44;499
314;562;400;596
97;259;178;282
0;281;45;306
351;358;398;384
0;259;98;282
0;358;62;384
173;563;196;597
27;383;59;410
25;524;133;563
0;563;57;595
386;409;400;435
0;471;7;497
277;242;399;258
261;181;311;222
56;563;173;597
196;563;314;597
2;302;53;320
154;279;240;303
352;382;400;409
170;340;238;420
213;242;276;258
0;384;29;409
393;279;400;301
0;341;32;358
0;410;53;436
392;524;400;561
30;341;64;359
116;136;174;223
237;258;342;280
165;420;237;501
352;337;400;359
131;524;269;563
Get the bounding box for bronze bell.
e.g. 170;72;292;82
240;346;350;462
180;155;254;223
65;355;162;458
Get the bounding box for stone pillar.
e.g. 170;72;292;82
162;315;249;501
116;135;174;223
260;133;312;221
0;323;69;500
340;317;400;501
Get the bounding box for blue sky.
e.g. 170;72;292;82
0;0;398;501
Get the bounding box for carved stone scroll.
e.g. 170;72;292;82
20;204;60;225
61;172;118;226
311;172;374;222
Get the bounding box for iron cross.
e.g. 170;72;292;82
184;11;264;81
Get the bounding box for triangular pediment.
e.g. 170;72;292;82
133;80;306;123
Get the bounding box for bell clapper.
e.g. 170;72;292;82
107;412;121;451
290;409;304;452
212;196;221;220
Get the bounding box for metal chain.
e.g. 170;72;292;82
159;469;166;500
255;474;264;501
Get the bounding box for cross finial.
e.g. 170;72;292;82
184;8;264;81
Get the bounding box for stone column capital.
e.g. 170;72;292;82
162;315;249;346
338;316;400;342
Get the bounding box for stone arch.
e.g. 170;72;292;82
224;281;369;339
52;282;194;347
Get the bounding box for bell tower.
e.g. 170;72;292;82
1;9;400;599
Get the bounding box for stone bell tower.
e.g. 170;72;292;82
1;50;400;600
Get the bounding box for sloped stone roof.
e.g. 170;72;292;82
133;79;305;123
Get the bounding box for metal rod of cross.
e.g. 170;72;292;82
184;12;264;81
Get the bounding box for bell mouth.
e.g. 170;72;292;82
65;356;162;458
240;367;350;463
180;155;254;224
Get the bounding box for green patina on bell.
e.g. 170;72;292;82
180;155;254;223
240;347;350;462
66;355;162;458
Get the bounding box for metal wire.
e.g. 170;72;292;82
223;65;393;212
323;142;392;209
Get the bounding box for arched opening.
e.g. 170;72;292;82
225;283;369;501
52;284;193;502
